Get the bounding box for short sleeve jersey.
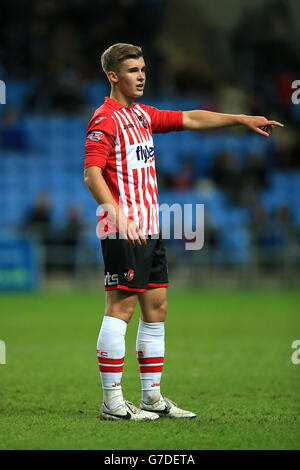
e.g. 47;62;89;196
84;96;183;237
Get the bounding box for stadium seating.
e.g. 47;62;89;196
1;80;299;264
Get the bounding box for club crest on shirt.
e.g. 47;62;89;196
137;115;149;129
124;269;135;282
89;130;104;141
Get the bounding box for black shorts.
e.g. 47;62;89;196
101;233;169;292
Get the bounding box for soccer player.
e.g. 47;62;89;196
84;43;283;421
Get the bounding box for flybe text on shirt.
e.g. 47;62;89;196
136;145;155;164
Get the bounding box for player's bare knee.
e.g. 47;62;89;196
105;290;137;323
104;307;135;323
144;299;167;322
157;299;167;322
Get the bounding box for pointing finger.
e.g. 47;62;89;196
267;121;284;127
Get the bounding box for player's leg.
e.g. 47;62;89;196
104;289;138;322
136;287;167;405
135;234;169;406
98;290;159;420
98;236;159;420
98;234;142;410
136;284;196;417
97;290;137;410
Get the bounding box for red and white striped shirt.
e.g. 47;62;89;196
84;96;183;237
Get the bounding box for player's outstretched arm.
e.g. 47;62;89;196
84;166;146;246
182;110;284;137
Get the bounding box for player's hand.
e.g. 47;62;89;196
127;220;147;247
118;214;147;247
240;115;284;137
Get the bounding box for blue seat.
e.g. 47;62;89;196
219;227;250;265
288;172;300;202
268;171;291;192
260;188;290;212
6;80;34;108
84;81;109;107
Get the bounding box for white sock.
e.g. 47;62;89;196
97;315;127;409
136;319;165;404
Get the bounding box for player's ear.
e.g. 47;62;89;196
107;71;118;84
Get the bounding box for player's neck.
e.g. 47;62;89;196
110;90;134;109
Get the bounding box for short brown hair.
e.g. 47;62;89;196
101;43;143;75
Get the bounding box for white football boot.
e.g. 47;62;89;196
101;400;160;421
140;396;197;418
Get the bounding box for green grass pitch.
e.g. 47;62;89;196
0;288;299;450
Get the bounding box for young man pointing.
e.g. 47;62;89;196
84;43;283;421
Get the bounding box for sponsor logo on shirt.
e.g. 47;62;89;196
136;145;155;164
89;130;104;141
123;123;134;129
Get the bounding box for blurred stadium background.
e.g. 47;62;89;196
1;0;300;292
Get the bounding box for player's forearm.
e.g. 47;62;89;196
84;166;146;245
84;167;123;225
182;110;244;131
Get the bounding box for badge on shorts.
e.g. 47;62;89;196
124;269;135;282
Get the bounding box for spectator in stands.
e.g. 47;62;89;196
51;69;86;114
203;211;220;251
211;152;241;204
59;204;84;272
250;204;297;268
243;152;267;190
275;205;299;246
26;72;86;114
289;136;300;169
172;155;197;191
0;109;29;152
21;193;55;272
237;152;268;207
22;193;52;242
251;204;278;266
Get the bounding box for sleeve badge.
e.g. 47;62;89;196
89;130;104;141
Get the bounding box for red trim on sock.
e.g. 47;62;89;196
98;356;125;365
139;365;163;373
99;365;124;373
138;356;164;364
105;285;147;292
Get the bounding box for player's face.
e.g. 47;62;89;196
116;57;146;98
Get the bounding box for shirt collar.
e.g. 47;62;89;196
105;96;134;111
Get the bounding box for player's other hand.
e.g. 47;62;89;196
240;115;284;137
118;214;147;247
